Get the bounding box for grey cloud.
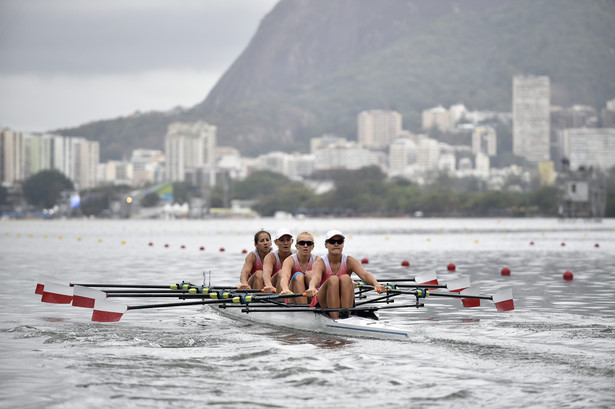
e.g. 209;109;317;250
0;0;277;75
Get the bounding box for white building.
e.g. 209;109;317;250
130;149;165;186
71;137;100;189
0;128;24;184
513;75;550;162
388;138;417;175
422;106;452;132
313;137;374;170
165;121;216;182
438;153;456;172
472;126;497;156
358;109;402;149
559;128;615;171
99;161;134;185
416;137;440;170
475;152;490;177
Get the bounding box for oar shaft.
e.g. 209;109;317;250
74;283;170;288
390;290;492;301
127;299;232;311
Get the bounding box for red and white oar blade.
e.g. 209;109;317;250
35;275;68;295
493;288;514;311
92;300;128;322
41;282;73;304
415;272;438;287
72;285;106;308
460;286;481;308
446;277;470;293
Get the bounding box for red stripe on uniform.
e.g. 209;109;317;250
35;283;44;295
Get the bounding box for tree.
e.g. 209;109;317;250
22;170;74;208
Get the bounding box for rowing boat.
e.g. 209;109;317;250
34;274;514;341
213;304;413;340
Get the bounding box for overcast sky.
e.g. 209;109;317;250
0;0;279;132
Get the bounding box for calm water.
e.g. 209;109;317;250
1;217;614;408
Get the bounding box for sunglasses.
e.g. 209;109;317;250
297;240;314;246
327;238;344;245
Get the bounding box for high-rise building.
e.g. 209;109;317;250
358;110;402;149
388;138;417;175
165;121;217;182
471;126;497;156
513;75;550;162
416;137;440;170
0;128;24;184
71;137;100;189
558;128;615;171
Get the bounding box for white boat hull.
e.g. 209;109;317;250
213;305;411;340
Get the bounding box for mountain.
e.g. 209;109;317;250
58;0;615;161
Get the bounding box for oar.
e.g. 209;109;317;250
389;277;470;293
376;272;439;286
91;292;308;322
388;287;514;311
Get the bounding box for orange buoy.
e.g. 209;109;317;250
563;270;573;281
501;267;511;276
401;260;410;267
361;258;369;264
447;262;456;272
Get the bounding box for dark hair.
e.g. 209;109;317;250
254;230;271;244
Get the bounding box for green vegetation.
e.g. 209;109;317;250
228;167;571;217
22;170;74;208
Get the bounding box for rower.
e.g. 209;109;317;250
238;230;272;290
279;231;318;305
306;230;385;319
262;228;294;293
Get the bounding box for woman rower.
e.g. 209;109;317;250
279;231;318;305
239;230;272;290
306;230;385;319
262;228;294;293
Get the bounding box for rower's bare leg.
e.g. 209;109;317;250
248;270;264;290
272;274;282;293
325;275;341;319
291;273;307;305
304;271;313;304
339;274;354;316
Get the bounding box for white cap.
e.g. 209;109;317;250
325;230;345;241
274;228;293;240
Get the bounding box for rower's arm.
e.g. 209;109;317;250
306;259;324;297
278;258;294;294
262;253;275;290
348;256;385;292
239;252;256;288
